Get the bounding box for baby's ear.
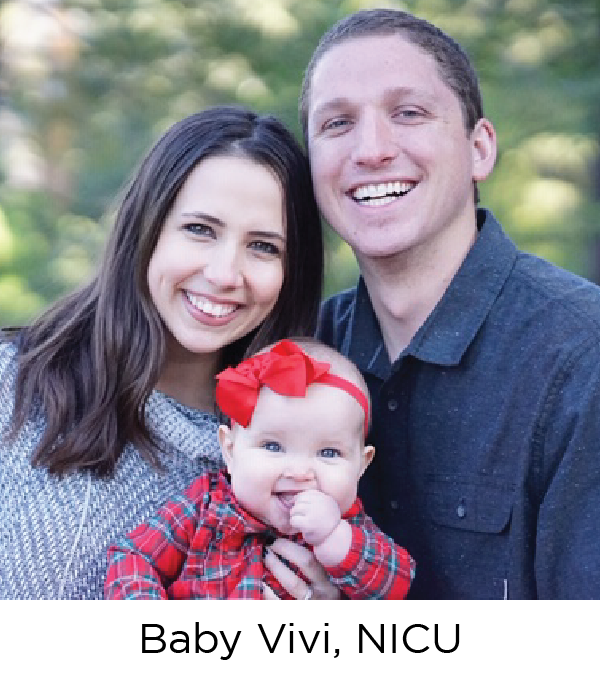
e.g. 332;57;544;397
360;445;375;477
218;424;234;472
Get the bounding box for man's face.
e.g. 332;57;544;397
306;34;495;265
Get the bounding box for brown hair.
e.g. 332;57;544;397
300;8;484;141
4;106;324;476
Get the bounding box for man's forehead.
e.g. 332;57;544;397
308;36;448;106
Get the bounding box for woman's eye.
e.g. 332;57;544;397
249;240;281;257
184;223;214;237
263;441;284;453
320;448;341;459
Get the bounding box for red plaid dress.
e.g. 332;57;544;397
105;472;415;599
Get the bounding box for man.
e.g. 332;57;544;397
303;9;600;598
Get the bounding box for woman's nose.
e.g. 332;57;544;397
202;242;243;289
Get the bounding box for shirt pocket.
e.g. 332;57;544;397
425;475;514;598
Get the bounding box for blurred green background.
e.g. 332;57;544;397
1;0;599;325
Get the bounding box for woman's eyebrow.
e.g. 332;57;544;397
181;211;224;226
182;212;286;242
247;230;287;242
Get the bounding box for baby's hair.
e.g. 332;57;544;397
252;336;372;433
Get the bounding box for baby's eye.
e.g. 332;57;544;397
319;448;341;459
263;441;284;453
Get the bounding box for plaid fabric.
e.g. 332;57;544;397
105;472;414;599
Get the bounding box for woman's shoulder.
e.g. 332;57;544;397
0;338;19;418
0;336;18;370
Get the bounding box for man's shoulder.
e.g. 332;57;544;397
508;250;600;333
316;286;359;349
320;285;358;312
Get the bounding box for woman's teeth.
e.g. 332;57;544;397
185;292;238;317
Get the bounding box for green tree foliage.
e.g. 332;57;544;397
1;0;598;325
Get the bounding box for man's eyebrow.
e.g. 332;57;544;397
311;87;435;116
310;97;351;118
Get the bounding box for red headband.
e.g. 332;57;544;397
216;340;369;437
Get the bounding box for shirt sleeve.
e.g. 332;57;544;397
104;476;209;599
322;503;415;599
534;341;600;598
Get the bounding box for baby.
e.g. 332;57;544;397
105;339;415;599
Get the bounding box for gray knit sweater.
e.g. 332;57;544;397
0;341;224;599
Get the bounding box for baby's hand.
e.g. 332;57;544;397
289;489;341;546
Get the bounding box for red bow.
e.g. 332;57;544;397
216;340;369;435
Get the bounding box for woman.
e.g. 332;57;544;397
0;106;325;599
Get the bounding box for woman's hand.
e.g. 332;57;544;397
263;538;342;600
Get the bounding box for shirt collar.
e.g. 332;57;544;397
348;209;517;373
212;473;275;538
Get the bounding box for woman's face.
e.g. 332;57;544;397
147;155;286;360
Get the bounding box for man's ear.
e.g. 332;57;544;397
471;117;497;182
360;445;376;477
218;424;234;473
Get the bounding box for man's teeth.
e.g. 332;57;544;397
186;292;237;317
352;181;415;205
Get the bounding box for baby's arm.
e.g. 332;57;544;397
323;505;415;600
289;489;351;566
104;476;210;599
290;491;415;599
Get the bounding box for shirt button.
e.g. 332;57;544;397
457;500;466;518
390;500;399;510
387;398;398;412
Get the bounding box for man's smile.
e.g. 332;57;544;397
349;181;417;206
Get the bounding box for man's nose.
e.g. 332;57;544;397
351;111;397;167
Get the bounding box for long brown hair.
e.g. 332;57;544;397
4;106;323;477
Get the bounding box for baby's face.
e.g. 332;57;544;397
219;384;373;535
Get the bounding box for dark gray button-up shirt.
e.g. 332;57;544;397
318;209;600;599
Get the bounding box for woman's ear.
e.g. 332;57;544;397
218;424;235;473
471;117;497;182
359;445;376;477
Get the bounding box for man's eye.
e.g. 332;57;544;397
263;441;284;453
393;108;426;123
320;448;341;459
323;118;351;132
